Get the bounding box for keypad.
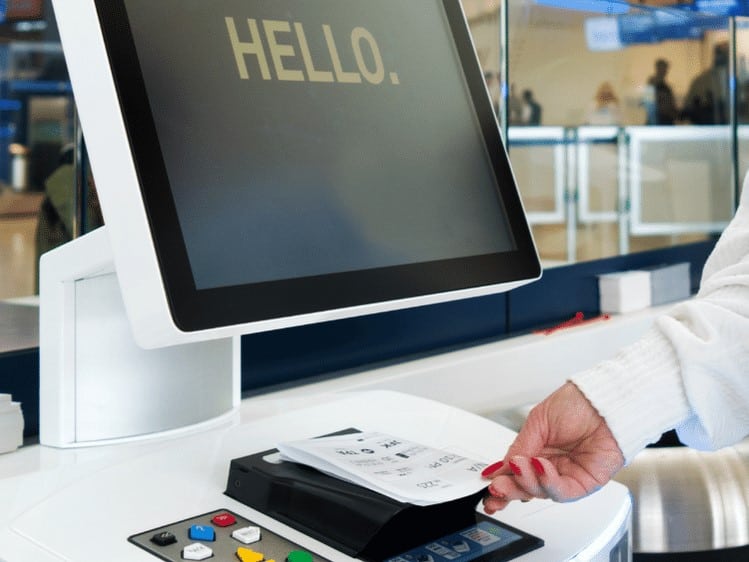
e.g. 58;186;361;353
129;508;327;562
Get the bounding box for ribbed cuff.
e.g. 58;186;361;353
570;327;691;464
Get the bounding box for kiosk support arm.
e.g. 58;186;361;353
39;226;241;448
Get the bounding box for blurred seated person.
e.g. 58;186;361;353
587;82;621;125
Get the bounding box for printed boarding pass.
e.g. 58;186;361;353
277;431;489;506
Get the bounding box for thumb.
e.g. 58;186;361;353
504;405;549;460
480;417;544;480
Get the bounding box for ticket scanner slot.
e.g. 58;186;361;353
225;431;543;562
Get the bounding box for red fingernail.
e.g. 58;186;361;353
481;461;504;477
531;457;545;476
509;461;522;476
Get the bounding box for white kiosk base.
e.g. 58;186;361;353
0;391;630;561
0;306;664;561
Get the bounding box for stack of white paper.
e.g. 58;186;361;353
642;262;691;306
0;394;24;454
277;431;488;506
598;270;652;314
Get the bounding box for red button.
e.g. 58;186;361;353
212;512;237;527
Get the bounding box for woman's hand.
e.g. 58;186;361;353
481;382;624;513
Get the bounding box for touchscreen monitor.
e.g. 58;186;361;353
73;0;540;335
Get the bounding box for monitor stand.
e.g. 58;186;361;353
38;226;241;448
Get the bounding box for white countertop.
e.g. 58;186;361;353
0;305;667;561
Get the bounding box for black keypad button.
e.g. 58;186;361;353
151;530;178;546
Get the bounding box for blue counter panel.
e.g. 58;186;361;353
242;294;509;390
0;348;39;439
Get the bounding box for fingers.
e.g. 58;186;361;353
507;456;575;503
486;457;550;501
482;472;535;514
481;457;543;514
482;454;611;513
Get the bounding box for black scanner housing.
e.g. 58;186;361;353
224;432;484;561
224;430;542;561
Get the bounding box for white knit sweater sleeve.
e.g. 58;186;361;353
571;175;749;464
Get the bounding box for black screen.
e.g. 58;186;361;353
122;0;514;290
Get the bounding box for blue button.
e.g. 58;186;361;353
189;524;216;541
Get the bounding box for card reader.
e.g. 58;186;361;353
225;431;543;561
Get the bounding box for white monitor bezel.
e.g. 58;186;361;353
52;0;540;350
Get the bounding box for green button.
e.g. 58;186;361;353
287;550;313;562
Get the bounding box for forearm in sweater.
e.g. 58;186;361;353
572;175;749;464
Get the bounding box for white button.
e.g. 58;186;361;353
232;525;262;544
182;542;213;560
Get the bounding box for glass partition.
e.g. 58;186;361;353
463;0;742;266
0;7;99;301
506;126;567;221
1;1;748;299
0;13;76;299
625;125;734;235
576;126;624;260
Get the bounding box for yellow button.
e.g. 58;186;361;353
236;547;265;562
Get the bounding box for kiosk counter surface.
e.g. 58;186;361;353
0;376;633;561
